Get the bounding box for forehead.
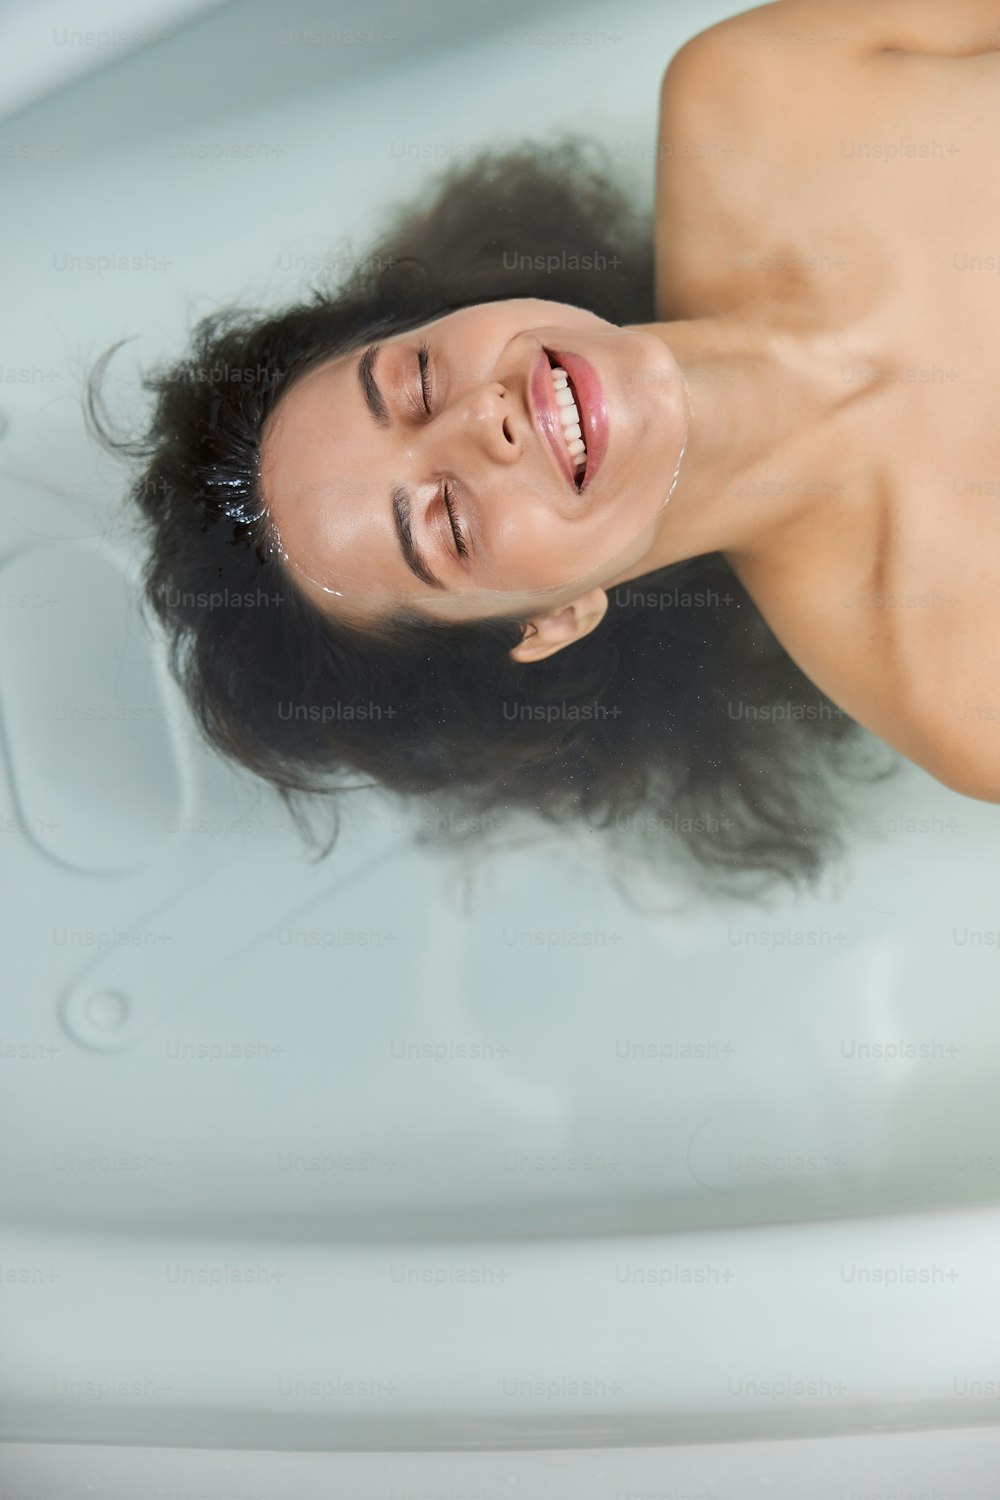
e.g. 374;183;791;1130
258;302;486;529
259;345;398;610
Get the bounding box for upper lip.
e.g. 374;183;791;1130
529;347;581;495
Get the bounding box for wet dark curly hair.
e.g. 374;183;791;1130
86;135;901;907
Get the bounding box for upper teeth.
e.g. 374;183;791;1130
551;365;587;473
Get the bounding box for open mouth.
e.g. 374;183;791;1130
547;353;588;490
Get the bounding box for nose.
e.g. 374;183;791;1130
433;381;519;470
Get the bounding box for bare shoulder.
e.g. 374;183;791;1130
654;4;874;318
658;0;872;111
662;0;1000;82
658;0;1000;179
654;0;1000;318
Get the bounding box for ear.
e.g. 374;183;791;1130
507;586;609;664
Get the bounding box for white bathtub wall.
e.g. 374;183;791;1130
0;0;231;121
3;0;1000;1475
4;1206;1000;1451
5;1426;1000;1500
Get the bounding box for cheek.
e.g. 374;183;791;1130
482;466;659;595
488;522;581;591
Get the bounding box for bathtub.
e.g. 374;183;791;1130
2;0;1000;1491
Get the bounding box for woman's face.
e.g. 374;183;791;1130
259;298;688;634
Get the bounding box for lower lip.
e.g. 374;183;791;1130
548;348;609;491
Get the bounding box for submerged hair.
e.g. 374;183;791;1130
86;135;901;908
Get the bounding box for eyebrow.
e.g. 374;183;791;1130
357;341;445;591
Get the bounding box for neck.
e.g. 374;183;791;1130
614;312;865;582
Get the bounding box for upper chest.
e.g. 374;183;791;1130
654;42;1000;779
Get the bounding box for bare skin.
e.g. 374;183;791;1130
260;0;1000;802
650;0;1000;797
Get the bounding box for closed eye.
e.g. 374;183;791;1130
414;342;469;563
443;485;469;560
418;341;432;413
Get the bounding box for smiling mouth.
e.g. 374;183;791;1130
539;351;588;491
549;360;588;486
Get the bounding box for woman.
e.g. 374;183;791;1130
92;0;996;901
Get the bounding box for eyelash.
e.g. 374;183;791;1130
417;340;469;562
